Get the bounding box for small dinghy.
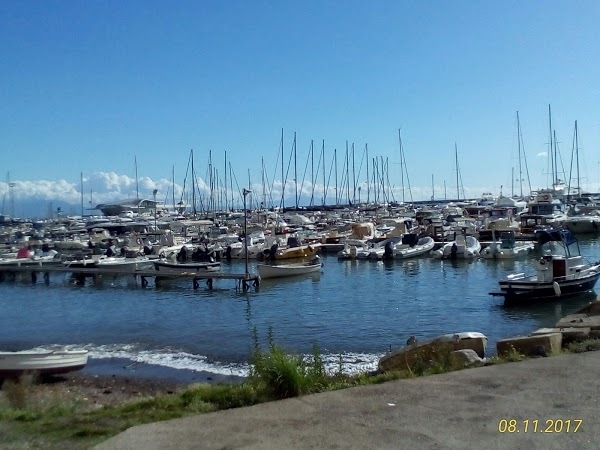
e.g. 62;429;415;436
257;257;322;279
431;234;481;259
0;348;89;377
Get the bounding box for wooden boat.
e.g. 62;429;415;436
0;348;89;377
491;230;600;306
257;260;322;279
153;259;221;274
378;332;487;372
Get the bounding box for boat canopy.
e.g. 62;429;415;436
537;229;576;247
537;229;579;257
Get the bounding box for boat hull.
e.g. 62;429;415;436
153;260;221;274
0;349;89;377
257;262;322;279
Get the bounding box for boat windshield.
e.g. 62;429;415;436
540;240;580;257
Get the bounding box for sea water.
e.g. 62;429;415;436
1;236;599;381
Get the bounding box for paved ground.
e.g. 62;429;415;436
97;352;599;449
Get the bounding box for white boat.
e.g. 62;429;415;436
0;250;62;268
431;234;481;259
378;332;487;372
0;348;89;377
337;240;371;260
257;259;322;279
481;231;534;259
491;230;600;306
153;259;221;274
393;234;435;259
96;256;155;272
563;214;600;234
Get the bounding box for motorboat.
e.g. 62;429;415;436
393;234;435;259
336;239;371;260
481;231;534;259
0;348;89;377
563;213;600;234
491;229;600;306
96;256;155;272
367;236;402;260
257;258;322;279
431;234;481;259
378;332;487;372
0;249;62;268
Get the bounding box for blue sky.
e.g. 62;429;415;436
2;1;600;214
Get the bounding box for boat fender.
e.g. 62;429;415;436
553;281;561;297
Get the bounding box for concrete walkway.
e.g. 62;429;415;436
97;352;600;449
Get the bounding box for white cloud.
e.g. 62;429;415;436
536;152;548;158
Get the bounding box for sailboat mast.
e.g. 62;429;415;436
548;104;555;187
261;157;266;209
575;120;580;195
224;151;228;212
351;142;356;204
80;172;84;217
172;165;175;213
432;174;435;201
399;129;405;203
310;140;315;207
334;148;338;205
345;141;350;205
281;128;285;211
294;132;298;209
366;144;370;203
191;149;196;216
322;140;326;206
517;111;523;198
135;156;139;200
455;143;459;199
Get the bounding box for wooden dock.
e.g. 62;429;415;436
0;264;260;291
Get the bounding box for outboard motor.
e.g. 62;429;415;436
269;243;279;258
225;245;232;261
450;242;458;260
383;241;394;260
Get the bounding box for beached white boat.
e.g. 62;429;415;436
431;234;481;259
257;260;322;279
393;234;435;259
0;348;89;377
378;332;487;372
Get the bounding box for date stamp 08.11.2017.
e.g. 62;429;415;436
498;419;583;433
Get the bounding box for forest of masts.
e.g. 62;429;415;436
164;129;414;216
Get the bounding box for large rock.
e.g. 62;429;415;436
496;333;562;357
452;349;483;367
379;333;487;373
531;327;591;344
